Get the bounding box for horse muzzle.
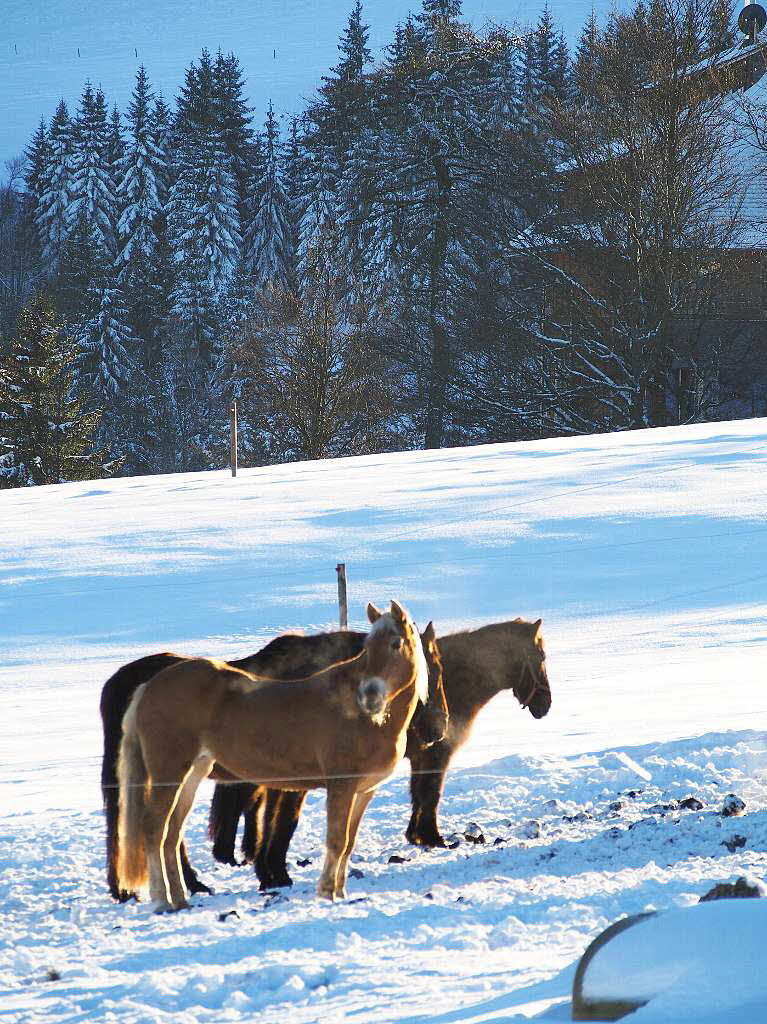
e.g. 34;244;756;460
357;677;387;717
412;708;449;747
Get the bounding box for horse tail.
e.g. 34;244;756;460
116;683;149;894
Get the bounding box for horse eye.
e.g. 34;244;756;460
391;638;402;651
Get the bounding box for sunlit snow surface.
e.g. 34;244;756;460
1;419;767;1022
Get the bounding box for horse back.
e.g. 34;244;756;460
233;631;365;681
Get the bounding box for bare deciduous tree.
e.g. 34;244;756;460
234;230;405;462
505;0;753;434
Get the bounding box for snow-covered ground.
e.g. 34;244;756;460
1;418;766;1022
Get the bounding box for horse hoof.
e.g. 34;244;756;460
418;835;447;849
317;884;335;901
188;880;212;895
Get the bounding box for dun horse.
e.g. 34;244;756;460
101;620;446;901
116;601;428;909
211;618;552;886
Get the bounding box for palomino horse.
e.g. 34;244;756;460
100;622;446;901
116;601;428;909
210;618;447;888
210;617;552;884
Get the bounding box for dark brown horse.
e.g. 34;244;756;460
210;617;552;885
116;602;427;908
101;621;447;901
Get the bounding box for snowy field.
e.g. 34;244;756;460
1;418;767;1022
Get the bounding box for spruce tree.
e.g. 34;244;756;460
116;67;167;274
0;293;106;486
167;128;242;302
76;277;141;468
246;103;292;288
68;84;115;256
299;3;374;277
573;7;602;103
213;50;255;215
35;100;73;269
342;0;511;447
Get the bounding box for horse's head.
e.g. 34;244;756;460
510;618;552;720
409;622;449;747
357;600;427;720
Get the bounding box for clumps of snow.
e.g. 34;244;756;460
699;875;767;902
721;794;747;817
463;822;485;844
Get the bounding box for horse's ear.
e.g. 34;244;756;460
532;618;542;640
367;602;382;623
422;621;436;642
390;599;407;623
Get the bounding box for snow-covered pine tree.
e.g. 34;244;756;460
116;67;167;276
105;106;125;246
112;67;174;471
573;7;602;104
342;0;511;448
170;51;244;301
167;127;242;302
525;4;570;106
0;293;107;486
52;210;106;323
175;49;217;138
246;103;292;288
75;276;139;468
35;100;73;270
68;84;115;258
279;118;304;293
213;50;255;218
317;0;373;171
163;261;221;471
23;120;50;262
299;2;374;278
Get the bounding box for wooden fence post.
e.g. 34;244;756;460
336;562;348;629
229;400;238;477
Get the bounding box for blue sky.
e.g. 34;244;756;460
1;0;619;172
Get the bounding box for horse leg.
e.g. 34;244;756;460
317;780;357;901
406;742;452;848
143;782;182;911
180;841;211;895
241;787;265;865
164;756;213;908
256;790;281;889
334;789;374;900
209;781;257;866
261;790;307;890
405;752;424;845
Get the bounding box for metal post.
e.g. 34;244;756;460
229;400;238;477
336;563;348;629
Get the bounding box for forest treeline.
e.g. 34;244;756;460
0;0;764;486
